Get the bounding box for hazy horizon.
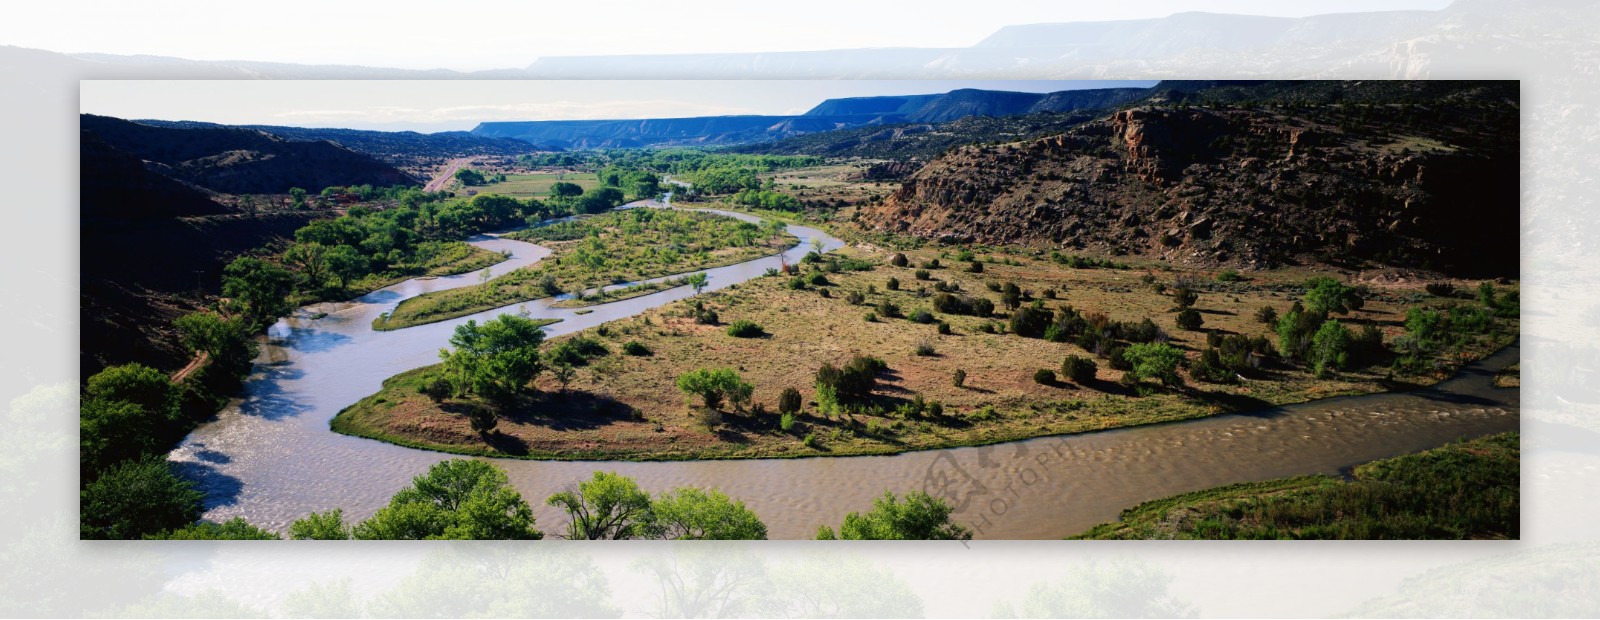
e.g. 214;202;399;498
80;80;1158;133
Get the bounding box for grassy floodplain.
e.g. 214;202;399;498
373;208;796;330
472;172;600;200
335;236;1517;461
1070;432;1520;539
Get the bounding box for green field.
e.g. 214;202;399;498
475;172;599;199
1071;432;1519;539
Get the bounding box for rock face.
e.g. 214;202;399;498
858;100;1518;277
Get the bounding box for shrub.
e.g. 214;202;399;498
914;269;932;281
780;413;797;432
1276;305;1328;361
952;369;967;388
914;340;937;356
676;368;753;411
910;309;935;324
622;341;652;356
936;321;952;335
418;374;453;402
1042;288;1057;299
967;261;984;273
1123;342;1184;387
802;433;819;448
787;276;808;290
1310;320;1353;377
815;354;887;405
1255;305;1279;324
1033;368;1056;385
1172;287;1199;309
467;405;498;434
1008;304;1052;338
1216;269;1244;282
805;272;830;287
726;320;765;338
1304;277;1363;315
886;277;900;291
875;299;901;319
920;259;941;269
1061;355;1096;384
863;312;878;322
1175;309;1203;331
846;291;865;305
1425;282;1457;297
778;387;803;414
1107;345;1132;371
970;297;995;317
889;253;909;267
694;307;720;325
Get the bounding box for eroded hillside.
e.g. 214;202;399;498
857;99;1517;276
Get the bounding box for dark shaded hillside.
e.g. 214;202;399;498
801;87;1147;123
858;86;1518;277
727;111;1102;162
80;131;227;219
135;120;540;163
80;114;416;194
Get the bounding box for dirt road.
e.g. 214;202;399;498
424;158;470;193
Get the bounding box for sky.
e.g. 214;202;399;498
79;80;1159;132
21;0;1453;71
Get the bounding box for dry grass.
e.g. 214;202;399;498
334;242;1515;461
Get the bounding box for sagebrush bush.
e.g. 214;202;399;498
726;320;765;338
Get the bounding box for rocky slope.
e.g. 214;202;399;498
857;93;1517;277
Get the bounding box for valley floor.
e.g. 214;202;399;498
333;241;1516;461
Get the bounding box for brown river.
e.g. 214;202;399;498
170;202;1519;540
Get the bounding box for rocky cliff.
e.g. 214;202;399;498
858;100;1517;276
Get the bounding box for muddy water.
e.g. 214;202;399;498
171;203;1518;540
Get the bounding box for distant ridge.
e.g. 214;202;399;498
471;86;1151;149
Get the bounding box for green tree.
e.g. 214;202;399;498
676;368;753;411
354;459;542;540
815;490;971;540
645;487;768;540
438;314;548;398
222;256;295;328
80;457;204;540
285;241;330;288
1309;320;1353;377
1123;342;1185;388
149;517;280;540
289;186;309;210
549;181;584;198
289;509;353;540
546;471;653;540
686;272;710;296
454;168;487;186
173;311;256;370
81;363;177;474
1303;277;1363;315
323;244;368;288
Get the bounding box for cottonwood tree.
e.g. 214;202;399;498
546;471;653;540
438;314;548;399
645;487;768;540
353;459;542;540
815;490;971;540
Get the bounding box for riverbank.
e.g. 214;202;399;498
332;241;1517;462
372;208;796;331
1070;431;1520;539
